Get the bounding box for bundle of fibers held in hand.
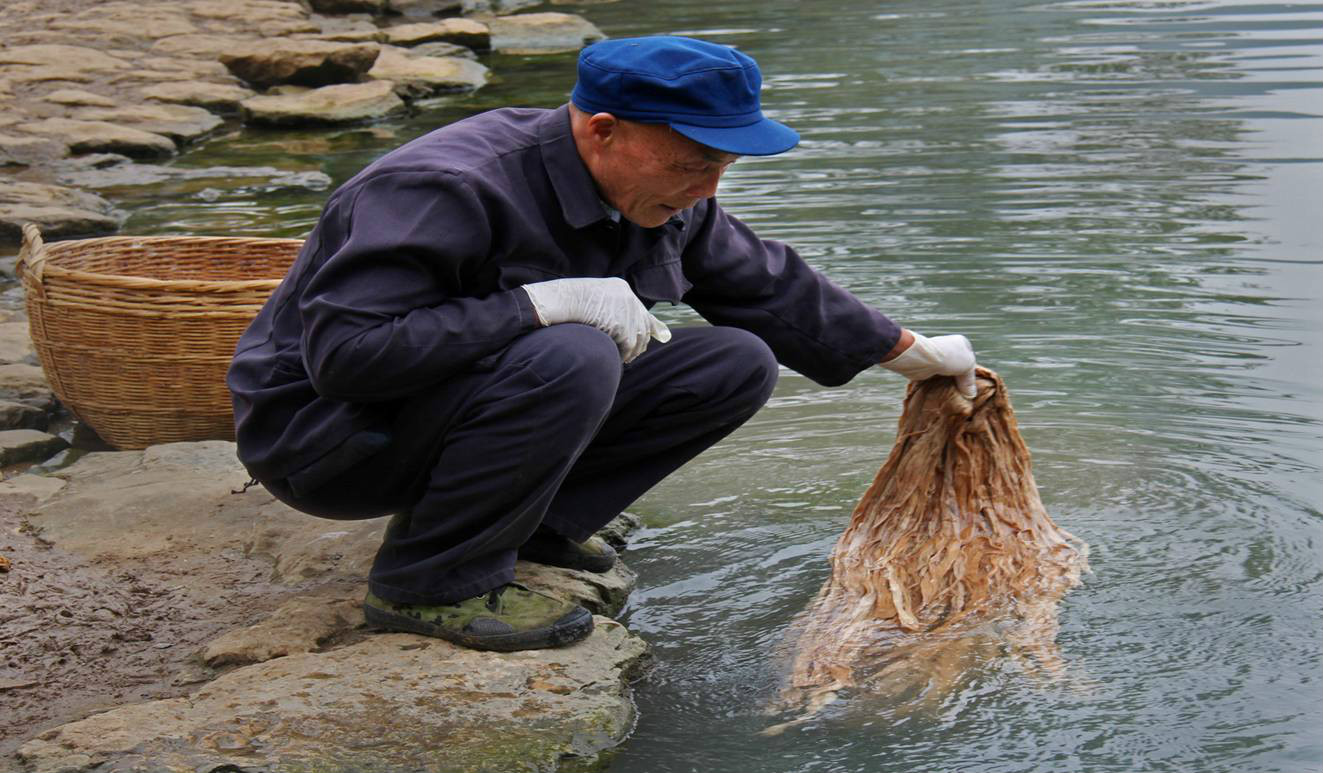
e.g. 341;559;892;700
780;368;1087;714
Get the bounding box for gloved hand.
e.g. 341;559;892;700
880;330;977;398
521;277;671;363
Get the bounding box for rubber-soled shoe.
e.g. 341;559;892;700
517;528;618;573
363;584;593;652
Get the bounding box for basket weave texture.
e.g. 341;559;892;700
17;224;301;450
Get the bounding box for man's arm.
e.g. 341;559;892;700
298;172;540;402
679;200;902;387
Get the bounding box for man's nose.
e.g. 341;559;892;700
686;168;724;199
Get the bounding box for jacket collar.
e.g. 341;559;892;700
538;104;614;230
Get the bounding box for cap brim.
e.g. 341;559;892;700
669;117;800;157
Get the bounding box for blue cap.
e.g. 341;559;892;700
571;36;799;157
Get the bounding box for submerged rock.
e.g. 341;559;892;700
16;118;176;158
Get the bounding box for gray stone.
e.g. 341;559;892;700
368;46;489;98
69;104;224;145
382;18;491;50
202;590;365;667
54;158;332;192
16;118;177;158
42;89;117;107
240;80;406;126
220;39;382;89
407;40;478;59
47;7;199;46
149;34;261;60
306;0;390;13
463;0;543;15
0;320;34;363
0;181;122;244
0;44;129;73
489;12;605;54
599;510;644;548
0;134;68;167
516;558;637;617
17;622;648;773
138;80;257;113
0;428;68;466
390;0;465;17
0;204;122;243
0;363;54;410
0;399;47;431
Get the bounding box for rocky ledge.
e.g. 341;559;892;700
0;440;648;773
0;0;607;244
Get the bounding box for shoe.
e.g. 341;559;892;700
517;527;618;573
363;584;593;652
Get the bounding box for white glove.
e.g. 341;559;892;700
880;332;977;398
521;277;671;363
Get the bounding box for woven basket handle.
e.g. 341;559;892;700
18;223;47;291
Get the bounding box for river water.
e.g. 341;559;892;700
24;0;1323;771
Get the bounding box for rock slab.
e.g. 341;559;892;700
18;622;649;773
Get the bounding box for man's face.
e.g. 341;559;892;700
593;120;740;228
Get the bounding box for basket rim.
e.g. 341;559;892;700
24;233;303;291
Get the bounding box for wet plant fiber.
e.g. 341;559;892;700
780;368;1088;715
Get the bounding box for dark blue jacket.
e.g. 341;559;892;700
227;105;901;483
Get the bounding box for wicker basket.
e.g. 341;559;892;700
17;224;302;450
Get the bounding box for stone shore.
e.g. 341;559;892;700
0;0;606;244
0;1;655;771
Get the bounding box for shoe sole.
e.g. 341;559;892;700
363;603;594;652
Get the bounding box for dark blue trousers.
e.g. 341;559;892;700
266;324;778;605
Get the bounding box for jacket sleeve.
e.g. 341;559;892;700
680;199;903;387
298;170;539;402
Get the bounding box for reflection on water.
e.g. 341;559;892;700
18;0;1322;771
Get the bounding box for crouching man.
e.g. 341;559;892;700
227;36;976;652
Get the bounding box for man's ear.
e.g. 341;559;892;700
585;112;620;146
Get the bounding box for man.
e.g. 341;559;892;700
227;36;976;653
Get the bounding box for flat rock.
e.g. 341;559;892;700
202;589;365;667
0;45;129;73
0;363;54;410
307;0;391;13
138;80;256;112
47;7;199;46
382;18;491;50
221;39;382;89
489;12;606;54
0;320;34;363
150;34;261;59
0;181;121;244
390;0;464;17
240;80;405;126
42;89;117;107
0;134;67;167
69;104;224;145
18;622;648;773
0;428;67;466
368;46;489;98
16;118;177;158
464;0;543;14
0;204;122;244
54;157;331;192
